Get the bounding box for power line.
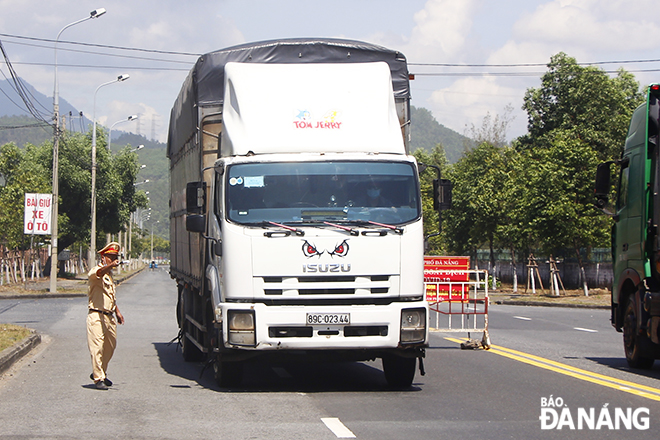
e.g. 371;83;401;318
0;69;31;114
411;68;660;77
0;32;201;57
3;31;660;72
0;40;52;126
410;59;660;68
0;122;51;130
0;60;190;72
2;39;194;65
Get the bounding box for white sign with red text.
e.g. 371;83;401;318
24;193;52;235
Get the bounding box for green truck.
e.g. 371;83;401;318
595;84;660;368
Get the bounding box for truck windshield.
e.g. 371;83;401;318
226;161;420;225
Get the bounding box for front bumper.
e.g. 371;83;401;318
219;301;428;351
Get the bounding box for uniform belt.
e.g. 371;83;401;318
89;308;114;316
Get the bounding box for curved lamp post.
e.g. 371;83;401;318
89;74;129;269
108;114;138;150
150;220;160;261
51;8;106;293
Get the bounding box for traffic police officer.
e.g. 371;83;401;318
87;242;124;390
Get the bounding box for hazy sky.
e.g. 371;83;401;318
1;0;659;143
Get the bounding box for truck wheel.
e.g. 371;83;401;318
382;355;416;388
181;290;204;362
213;356;243;388
623;296;655;369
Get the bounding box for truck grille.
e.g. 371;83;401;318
259;275;391;296
268;325;388;338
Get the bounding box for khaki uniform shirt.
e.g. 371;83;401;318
88;264;116;313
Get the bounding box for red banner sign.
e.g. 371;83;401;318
424;256;470;302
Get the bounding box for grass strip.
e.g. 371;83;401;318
0;324;31;352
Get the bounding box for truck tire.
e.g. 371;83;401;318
382;355;416;388
181;289;204;362
623;295;655;369
213;356;244;388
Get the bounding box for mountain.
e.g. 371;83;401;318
0;115;52;147
409;106;473;163
0;78;91;129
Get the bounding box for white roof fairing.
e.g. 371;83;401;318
221;62;405;156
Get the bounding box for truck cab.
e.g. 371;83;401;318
596;84;660;368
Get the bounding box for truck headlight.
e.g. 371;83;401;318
400;308;426;344
228;310;255;346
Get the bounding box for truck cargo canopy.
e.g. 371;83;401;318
168;38;410;159
222;62;405;155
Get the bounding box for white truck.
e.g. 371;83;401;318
168;38;430;388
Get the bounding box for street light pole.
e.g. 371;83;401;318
150;220;159;262
89;74;129;269
51;8;106;293
108;114;138;150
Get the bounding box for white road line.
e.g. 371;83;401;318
513;316;532;321
322;418;356;439
574;327;598;333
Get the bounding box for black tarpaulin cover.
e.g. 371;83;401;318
167;38;410;159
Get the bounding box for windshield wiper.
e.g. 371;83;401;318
330;219;403;236
323;221;359;236
262;221;305;237
367;220;403;235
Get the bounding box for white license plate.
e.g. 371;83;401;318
306;313;350;325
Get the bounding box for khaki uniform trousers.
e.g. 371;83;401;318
87;310;117;382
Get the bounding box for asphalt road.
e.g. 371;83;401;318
1;268;659;439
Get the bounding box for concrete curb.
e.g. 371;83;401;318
0;332;41;376
0;292;86;300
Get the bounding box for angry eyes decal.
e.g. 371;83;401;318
302;240;349;258
329;240;349;257
302;240;322;257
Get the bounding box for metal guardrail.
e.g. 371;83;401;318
426;269;491;349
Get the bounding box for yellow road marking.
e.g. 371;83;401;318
444;337;660;402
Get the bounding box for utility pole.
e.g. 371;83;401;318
50;8;107;293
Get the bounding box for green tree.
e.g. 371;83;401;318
0;143;50;249
493;146;532;291
519;52;643;161
466;104;514;149
0;126;148;269
516;53;643;293
442;142;508;267
35;129;149;253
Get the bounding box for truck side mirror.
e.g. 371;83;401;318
433;179;452;211
186;214;205;233
186;181;206;214
594;162;611;208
